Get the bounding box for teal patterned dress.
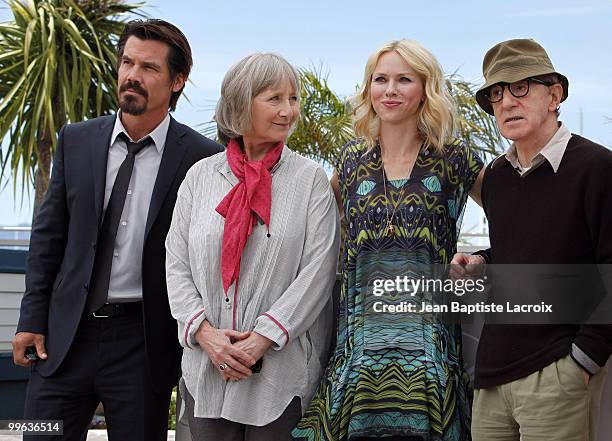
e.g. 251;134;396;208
292;139;483;440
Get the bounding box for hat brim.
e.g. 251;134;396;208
475;65;569;115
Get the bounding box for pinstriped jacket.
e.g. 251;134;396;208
165;146;340;425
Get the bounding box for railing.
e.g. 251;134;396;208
457;232;489;253
0;227;31;249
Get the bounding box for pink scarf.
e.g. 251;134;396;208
215;138;284;294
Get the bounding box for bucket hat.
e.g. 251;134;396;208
475;38;569;115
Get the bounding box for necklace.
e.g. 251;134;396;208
381;165;406;236
380;139;422;236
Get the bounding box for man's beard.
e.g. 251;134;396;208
119;81;148;116
120;94;147;115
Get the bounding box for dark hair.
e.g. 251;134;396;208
117;19;192;111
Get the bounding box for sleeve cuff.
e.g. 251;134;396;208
184;309;206;349
253;313;289;351
472;249;491;264
17;314;48;336
571;343;601;375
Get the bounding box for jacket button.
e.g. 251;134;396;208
91;242;97;250
84;284;89;291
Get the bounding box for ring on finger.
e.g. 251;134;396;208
219;362;228;371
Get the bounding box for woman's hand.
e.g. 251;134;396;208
233;332;274;365
195;320;257;381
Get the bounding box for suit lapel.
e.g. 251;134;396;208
145;116;188;239
91;116;115;228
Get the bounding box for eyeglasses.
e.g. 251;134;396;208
485;78;554;103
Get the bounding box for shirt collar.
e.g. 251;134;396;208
110;111;170;154
494;122;571;173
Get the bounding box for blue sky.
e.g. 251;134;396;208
1;0;611;227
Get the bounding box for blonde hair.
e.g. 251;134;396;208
215;53;301;146
352;40;457;153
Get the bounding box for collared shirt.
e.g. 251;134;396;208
105;111;170;302
492;123;572;176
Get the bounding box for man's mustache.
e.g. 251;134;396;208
120;81;148;98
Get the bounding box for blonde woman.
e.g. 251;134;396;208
293;40;484;440
166;53;340;441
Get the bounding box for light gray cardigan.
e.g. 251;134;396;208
165;146;340;425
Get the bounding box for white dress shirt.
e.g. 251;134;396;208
105;112;169;302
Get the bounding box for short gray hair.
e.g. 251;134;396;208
215;53;301;146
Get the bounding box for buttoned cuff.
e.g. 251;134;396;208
184;309;206;349
253;313;289;351
571;343;601;375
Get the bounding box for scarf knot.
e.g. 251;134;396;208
215;139;283;293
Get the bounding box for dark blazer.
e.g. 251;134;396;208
17;114;223;393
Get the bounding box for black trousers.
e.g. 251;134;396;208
23;313;172;441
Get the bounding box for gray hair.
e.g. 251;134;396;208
215;53;301;146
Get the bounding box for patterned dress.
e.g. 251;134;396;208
292;139;483;441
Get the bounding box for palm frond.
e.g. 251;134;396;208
287;67;353;166
448;74;507;160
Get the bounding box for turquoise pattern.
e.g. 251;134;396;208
447;199;457;220
293;139;483;441
391;178;408;189
356;179;376;196
422;175;442;192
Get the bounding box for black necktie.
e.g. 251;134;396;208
87;133;153;313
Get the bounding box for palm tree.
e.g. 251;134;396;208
0;0;143;219
448;74;506;159
287;68;354;166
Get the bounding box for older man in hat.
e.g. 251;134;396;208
452;38;612;440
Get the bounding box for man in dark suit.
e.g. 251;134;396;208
11;19;222;440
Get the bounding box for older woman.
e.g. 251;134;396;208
166;53;340;441
293;40;484;440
